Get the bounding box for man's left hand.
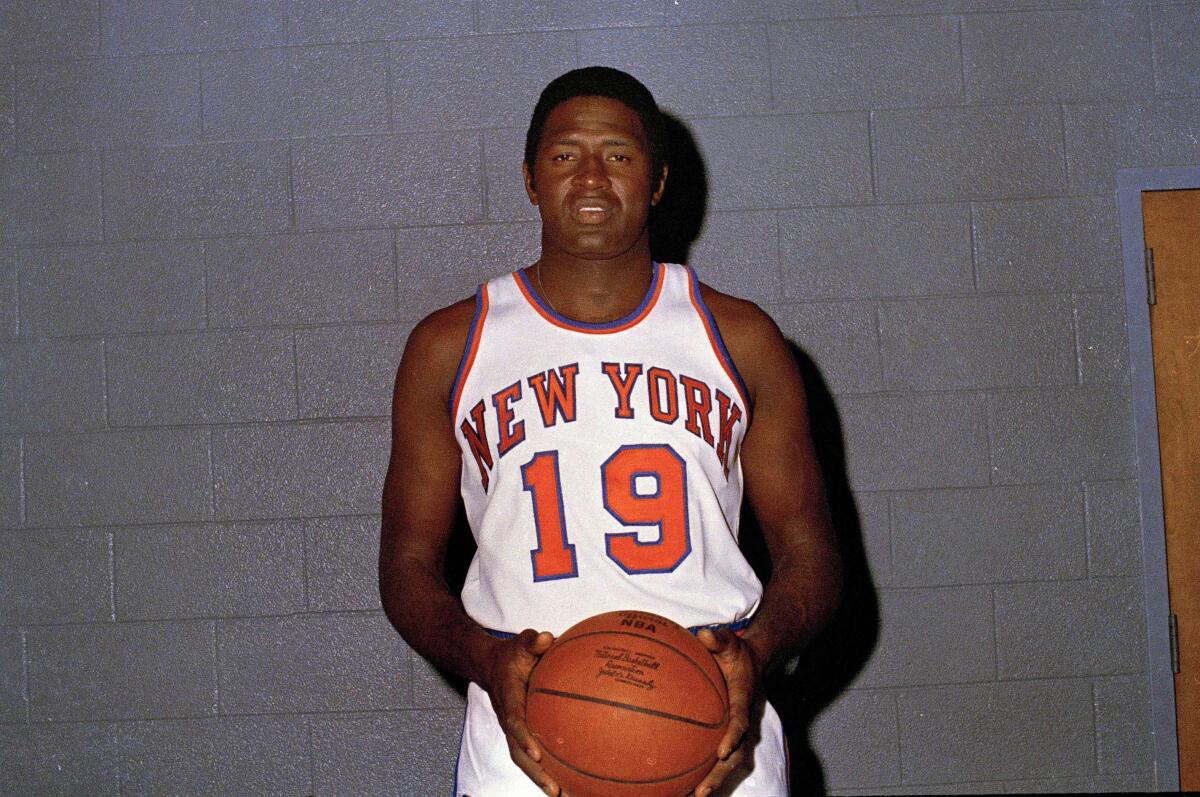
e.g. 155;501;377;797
691;628;764;797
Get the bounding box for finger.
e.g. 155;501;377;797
508;736;560;795
692;747;746;797
717;707;750;760
500;703;543;762
525;629;554;655
696;628;733;655
496;680;541;761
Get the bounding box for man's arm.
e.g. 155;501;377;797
692;287;843;797
378;300;562;795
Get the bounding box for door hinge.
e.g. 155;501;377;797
1145;246;1157;305
1169;612;1180;674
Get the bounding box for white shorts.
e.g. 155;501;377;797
454;682;789;797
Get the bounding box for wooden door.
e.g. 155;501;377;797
1143;188;1200;788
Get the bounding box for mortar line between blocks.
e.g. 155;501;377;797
479;132;489;221
99;148;107;242
989;586;999;680
1071;292;1084;386
884;494;894;587
18;436;26;527
107;530;117;621
955;15;966;99
13;249;22;337
1148;2;1160;99
1058;103;1070;188
114;719;124;797
1089;678;1102;774
212;620;221;715
968;202;979;292
872;303;885;390
291;328;301;418
867;110;878;201
384;43;394;131
306;714;316;793
300;516;310;611
408;638;417;708
198;54;206;137
286;142;297;230
101;337;111;428
20;627;30;721
206;428;216;518
202;241;211;329
893;690;905;784
391;229;400;315
1081;480;1094;578
764;23;775;111
981;394;994;486
773;210;783;301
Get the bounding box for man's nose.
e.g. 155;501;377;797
572;155;610;187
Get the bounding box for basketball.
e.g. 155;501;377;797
525;609;729;797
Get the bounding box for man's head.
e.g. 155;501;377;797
522;68;669;263
524;66;668;186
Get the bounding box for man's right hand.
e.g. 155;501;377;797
479;628;562;796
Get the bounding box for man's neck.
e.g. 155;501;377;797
532;245;656;324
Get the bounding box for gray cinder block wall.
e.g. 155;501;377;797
1;0;1195;794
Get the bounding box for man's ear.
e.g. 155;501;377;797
522;161;539;205
650;163;669;207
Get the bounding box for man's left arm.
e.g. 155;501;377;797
693;292;843;797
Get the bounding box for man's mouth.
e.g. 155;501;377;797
571;200;613;223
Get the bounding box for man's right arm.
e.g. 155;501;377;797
378;299;562;795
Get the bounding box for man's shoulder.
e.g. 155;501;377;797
399;295;479;385
694;280;781;346
693;278;790;406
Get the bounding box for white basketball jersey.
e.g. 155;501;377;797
450;262;789;796
451;261;762;635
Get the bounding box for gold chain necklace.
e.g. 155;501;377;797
534;261;563;316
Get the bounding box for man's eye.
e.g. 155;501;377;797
552;153;573;161
609;154;630;162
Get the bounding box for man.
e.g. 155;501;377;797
380;67;841;796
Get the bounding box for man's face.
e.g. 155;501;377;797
524;96;667;262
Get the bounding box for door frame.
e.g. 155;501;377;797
1116;166;1200;792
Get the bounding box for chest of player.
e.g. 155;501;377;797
449;264;750;497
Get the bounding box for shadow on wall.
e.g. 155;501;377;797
650;113;709;267
757;345;881;797
441;112;881;797
654;112;882;796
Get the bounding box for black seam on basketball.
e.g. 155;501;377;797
545;629;728;714
531;687;726;730
537;731;716;785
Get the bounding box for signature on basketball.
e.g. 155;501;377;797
594;645;660;689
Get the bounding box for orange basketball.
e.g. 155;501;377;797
526;610;729;797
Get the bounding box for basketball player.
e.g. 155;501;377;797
380;67;841;796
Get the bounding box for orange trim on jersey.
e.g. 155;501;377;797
512;263;665;335
685;267;752;420
448;285;490;421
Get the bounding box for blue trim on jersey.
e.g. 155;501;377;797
447;284;486;415
685;265;752;415
483;617;752;639
516;261;662;331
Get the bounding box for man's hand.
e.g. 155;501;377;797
479;629;563;796
690;628;764;797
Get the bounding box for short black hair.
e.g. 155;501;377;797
524;66;668;182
